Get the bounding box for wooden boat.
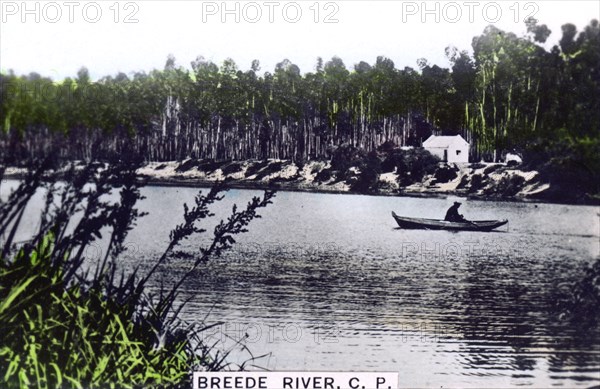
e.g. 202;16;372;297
392;212;508;232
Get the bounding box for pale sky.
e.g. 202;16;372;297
1;0;599;80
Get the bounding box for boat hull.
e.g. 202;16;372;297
392;212;507;232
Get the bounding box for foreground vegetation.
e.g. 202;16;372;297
554;257;600;327
0;157;275;387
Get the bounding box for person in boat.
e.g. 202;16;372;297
445;201;467;223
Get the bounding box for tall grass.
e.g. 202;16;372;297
0;158;275;388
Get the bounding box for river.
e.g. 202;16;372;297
124;186;600;388
4;182;600;387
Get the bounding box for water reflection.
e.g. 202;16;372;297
159;236;599;386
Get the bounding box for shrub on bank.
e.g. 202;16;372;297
387;148;439;187
432;165;458;184
468;174;486;193
221;161;243;176
330;144;366;181
245;160;270;178
524;136;600;203
347;151;382;193
322;144;440;192
314;168;333;183
483;174;526;197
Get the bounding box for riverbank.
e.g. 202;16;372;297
4;158;596;205
133;159;581;204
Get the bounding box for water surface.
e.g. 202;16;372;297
127;187;599;388
4;181;599;388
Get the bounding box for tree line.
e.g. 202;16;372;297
1;19;598;172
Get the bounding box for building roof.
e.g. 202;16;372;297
423;135;469;148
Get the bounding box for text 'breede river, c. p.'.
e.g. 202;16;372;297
193;372;399;389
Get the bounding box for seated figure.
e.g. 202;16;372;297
445;201;466;223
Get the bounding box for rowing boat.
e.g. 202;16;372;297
391;212;508;232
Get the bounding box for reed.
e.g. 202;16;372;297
0;158;275;388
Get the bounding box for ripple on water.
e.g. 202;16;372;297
8;181;593;388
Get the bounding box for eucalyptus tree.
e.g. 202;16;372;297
469;24;551;160
323;56;350;145
1;18;598;188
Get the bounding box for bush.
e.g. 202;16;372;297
377;140;397;153
314;168;332;183
348;151;381;193
469;162;486;170
175;159;199;173
324;145;383;193
0;159;275;387
433;165;458;184
255;161;283;180
294;158;306;171
468;174;486;193
197;159;226;174
380;155;397;174
524;135;600;202
245;160;270;178
483;164;502;175
330;144;365;178
382;148;439;187
221;161;243;176
456;174;470;190
484;174;525;197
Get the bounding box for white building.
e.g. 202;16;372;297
505;152;523;164
422;135;470;163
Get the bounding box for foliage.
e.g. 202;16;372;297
254;161;283;180
347;151;382;193
469;163;486;170
483;174;526;197
468;174;487;193
483;164;502;175
554;258;600;326
314;168;332;183
244;160;270;178
221;162;243;176
523;135;600;202
330;144;365;179
0;159;275;388
382;148;439;187
197;160;227;174
432;165;458;184
175;159;200;173
1;18;599;198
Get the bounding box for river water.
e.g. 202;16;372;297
4;182;600;387
123;186;600;388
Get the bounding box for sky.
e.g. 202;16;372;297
1;0;599;80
